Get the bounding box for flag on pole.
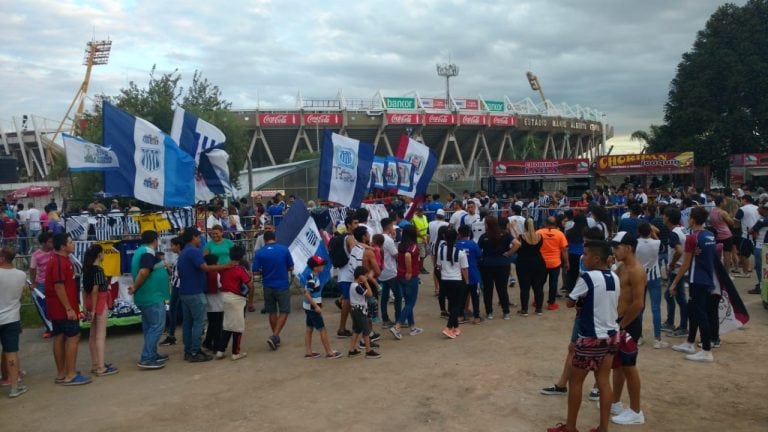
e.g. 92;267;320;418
318;130;374;208
396;158;415;194
170;107;234;200
170;107;226;159
370;156;386;190
714;258;749;334
384;156;400;192
103;102;195;207
63;133;119;171
276;199;331;287
395;134;438;198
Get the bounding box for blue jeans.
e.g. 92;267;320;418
754;246;762;284
180;293;207;355
379;278;402;323
665;273;687;330
397;278;419;327
140;303;166;363
645;278;662;338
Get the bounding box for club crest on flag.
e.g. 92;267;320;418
140;148;161;172
335;147;356;169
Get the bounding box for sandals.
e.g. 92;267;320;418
304;352;321;359
60;372;92;386
95;365;119;377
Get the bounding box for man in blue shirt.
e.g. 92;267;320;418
252;231;294;351
424;194;444;222
618;204;643;238
177;228;232;362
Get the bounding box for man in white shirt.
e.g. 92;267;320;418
508;205;526;238
735;195;759;277
26;203;41;237
0;246;29;397
449;201;467;231
379;218;401;328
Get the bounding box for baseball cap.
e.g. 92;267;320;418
610;231;637;248
307;255;326;268
436;209;446;217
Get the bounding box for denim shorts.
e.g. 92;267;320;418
0;321;21;352
52;319;80;338
305;309;325;330
264;287;291;314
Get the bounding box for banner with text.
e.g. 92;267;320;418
492;159;590;178
595;152;694;174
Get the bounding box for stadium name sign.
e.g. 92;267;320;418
518;115;602;132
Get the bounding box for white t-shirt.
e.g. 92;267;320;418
380;234;398;281
340;243;364;283
668;226;687;272
636;193;648;204
508;215;525;237
436;241;468;281
350;282;369;312
427;220;449;253
569;270;620;339
206;214;221;230
636;237;661;280
738;204;760;238
449;210;467;231
27;207;41;231
0;267;27;325
470;216;485;243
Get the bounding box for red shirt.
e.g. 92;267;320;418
45;253;79;320
396;243;421;280
220;265;251;295
2;216;19;239
206;271;219;295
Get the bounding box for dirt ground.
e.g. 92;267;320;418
2;271;767;432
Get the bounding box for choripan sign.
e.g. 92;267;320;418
595;152;694;174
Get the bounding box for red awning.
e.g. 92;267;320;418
5;185;54;201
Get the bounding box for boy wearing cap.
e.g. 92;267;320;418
303;256;342;359
609;232;647;426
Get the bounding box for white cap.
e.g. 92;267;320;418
436;209;446;217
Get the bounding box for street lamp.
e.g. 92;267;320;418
436;62;459;108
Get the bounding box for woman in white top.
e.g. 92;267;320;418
436;228;468;339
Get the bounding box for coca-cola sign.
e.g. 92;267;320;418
459;114;488;126
489;115;516;127
303;113;342;125
258;113;300;126
386;113;422;124
424;114;457;125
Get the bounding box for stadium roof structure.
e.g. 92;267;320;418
233;91;613;179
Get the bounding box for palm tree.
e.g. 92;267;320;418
630;125;662;153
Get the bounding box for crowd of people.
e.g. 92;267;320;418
0;182;761;429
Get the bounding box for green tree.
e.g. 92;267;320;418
655;0;768;179
630;125;663;153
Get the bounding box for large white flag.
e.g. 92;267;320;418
63;133;119;171
318;130;374;208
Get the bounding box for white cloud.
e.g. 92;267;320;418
0;0;747;136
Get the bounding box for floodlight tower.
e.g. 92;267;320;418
526;71;546;104
436;61;459;108
49;39;112;165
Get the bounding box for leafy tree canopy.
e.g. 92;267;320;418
645;0;768;179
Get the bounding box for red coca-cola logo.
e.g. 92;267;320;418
259;113;298;125
387;113;421;124
304;113;341;125
490;115;516;126
425;114;456;125
459;114;487;126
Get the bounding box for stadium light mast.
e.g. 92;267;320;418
49;38;112;165
526;71;546;105
436;61;459;108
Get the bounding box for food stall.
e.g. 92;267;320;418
594;152;696;190
488;159;592;199
729;153;768;189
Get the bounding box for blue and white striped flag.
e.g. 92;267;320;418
103;103;195;207
318;130;374;208
170;107;234;201
276;199;331;287
63;134;120;172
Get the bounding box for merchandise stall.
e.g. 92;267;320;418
488;158;592;199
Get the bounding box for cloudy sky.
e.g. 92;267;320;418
0;0;744;149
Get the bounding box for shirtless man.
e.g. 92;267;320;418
608;232;647;425
353;226;382;345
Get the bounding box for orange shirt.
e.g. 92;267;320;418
536;228;568;269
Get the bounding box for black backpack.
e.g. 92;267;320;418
328;233;350;268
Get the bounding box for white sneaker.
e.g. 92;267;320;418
672;342;696;354
409;327;423;336
612;408;645;425
636;337;645;346
685;350;714;362
214;351;226;360
487;314;494;320
610;402;624;416
231;352;247;361
653;339;669;349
